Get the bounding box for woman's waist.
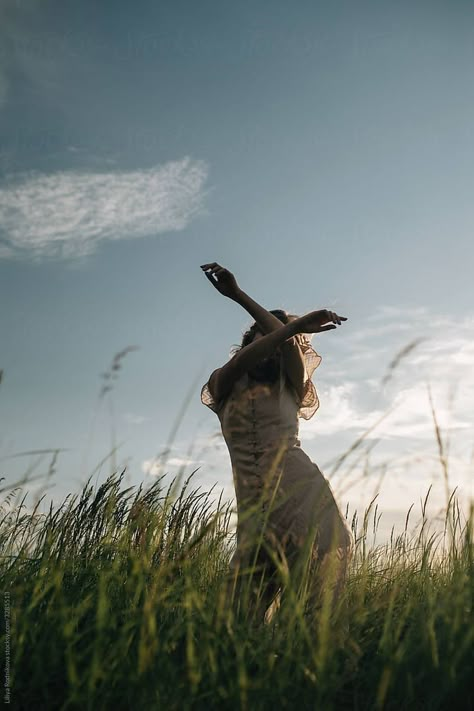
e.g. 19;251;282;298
226;435;300;459
222;419;299;444
228;440;301;486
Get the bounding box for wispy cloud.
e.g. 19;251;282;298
142;455;205;477
0;245;15;258
301;311;474;449
175;308;473;523
196;306;473;514
0;158;209;260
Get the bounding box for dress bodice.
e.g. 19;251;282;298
201;352;353;554
203;355;302;506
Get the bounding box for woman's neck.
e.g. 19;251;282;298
247;355;280;384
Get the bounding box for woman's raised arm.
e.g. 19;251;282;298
208;310;345;405
208;318;301;405
200;262;346;403
229;288;307;400
200;262;339;401
200;262;307;397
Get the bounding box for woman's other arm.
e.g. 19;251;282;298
201;262;306;397
209;319;301;405
208;310;345;405
230;288;307;401
200;263;346;404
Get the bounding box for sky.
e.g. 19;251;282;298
1;0;473;540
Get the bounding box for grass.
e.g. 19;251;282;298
0;467;472;711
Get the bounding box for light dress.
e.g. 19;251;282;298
201;336;352;619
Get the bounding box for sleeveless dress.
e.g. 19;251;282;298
201;345;353;587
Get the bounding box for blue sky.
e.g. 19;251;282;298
1;0;473;536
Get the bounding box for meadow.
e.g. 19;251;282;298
0;463;472;710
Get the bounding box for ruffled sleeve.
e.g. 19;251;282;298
200;380;217;413
200;370;223;414
293;334;322;420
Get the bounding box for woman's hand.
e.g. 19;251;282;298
200;263;241;299
298;309;347;334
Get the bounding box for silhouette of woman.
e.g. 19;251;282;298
200;263;353;626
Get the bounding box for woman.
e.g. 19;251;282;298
200;262;353;626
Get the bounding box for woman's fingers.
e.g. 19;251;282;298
315;310;348;328
201;262;223;273
201;263;237;297
201;263;229;281
325;310;337;325
203;271;216;284
328;311;347;325
200;262;219;270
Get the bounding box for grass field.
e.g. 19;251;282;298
0;466;472;711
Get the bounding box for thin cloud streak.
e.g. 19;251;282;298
142;456;205;477
302;314;474;443
0;158;209;260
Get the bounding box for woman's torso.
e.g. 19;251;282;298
214;356;304;504
212;356;352;553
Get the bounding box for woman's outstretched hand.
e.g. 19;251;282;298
298;309;347;334
200;263;241;299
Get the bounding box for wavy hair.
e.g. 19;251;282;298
230;309;298;356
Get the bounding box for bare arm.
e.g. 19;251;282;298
200;262;347;405
230;288;306;400
209;319;301;405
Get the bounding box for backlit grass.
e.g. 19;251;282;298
0;468;472;710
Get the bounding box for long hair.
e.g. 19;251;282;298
230;309;297;356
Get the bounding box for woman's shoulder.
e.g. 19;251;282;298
201;367;247;414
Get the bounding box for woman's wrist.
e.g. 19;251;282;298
289;317;303;336
229;287;244;302
284;319;300;340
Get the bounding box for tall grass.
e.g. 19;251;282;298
0;468;472;710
